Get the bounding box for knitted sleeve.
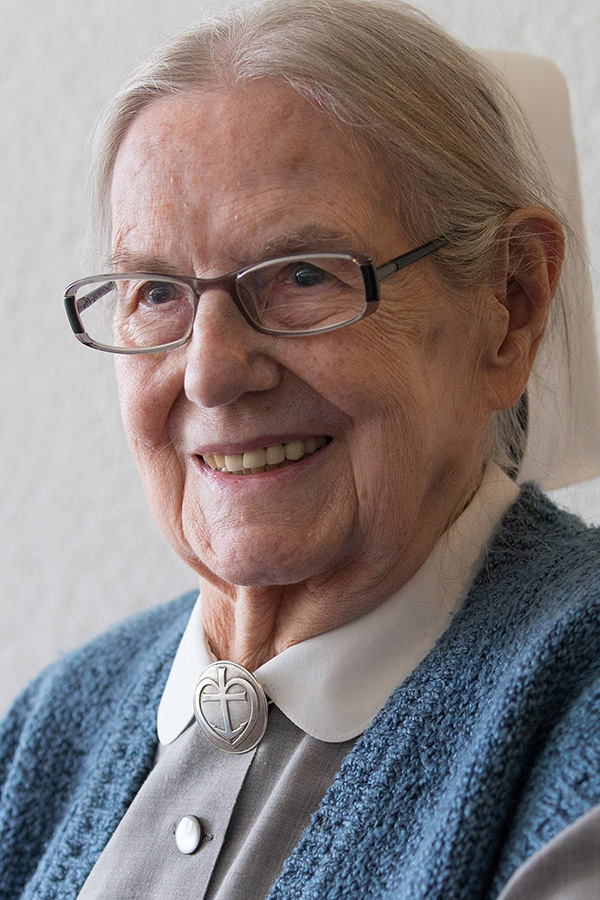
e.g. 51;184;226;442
0;671;48;797
0;591;197;900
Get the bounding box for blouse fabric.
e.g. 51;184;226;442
78;707;355;900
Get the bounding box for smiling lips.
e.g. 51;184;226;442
201;436;329;475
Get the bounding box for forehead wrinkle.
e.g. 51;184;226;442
217;184;388;265
111;85;401;277
112;175;388;275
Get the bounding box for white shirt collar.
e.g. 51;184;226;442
157;464;519;745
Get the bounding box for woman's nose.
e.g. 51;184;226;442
183;289;281;408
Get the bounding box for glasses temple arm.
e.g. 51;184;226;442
374;236;447;281
74;281;114;314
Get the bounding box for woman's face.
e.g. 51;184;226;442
111;81;501;596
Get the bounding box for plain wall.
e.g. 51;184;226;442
2;0;600;714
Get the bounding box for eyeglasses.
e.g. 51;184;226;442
63;236;446;354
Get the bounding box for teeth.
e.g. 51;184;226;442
284;441;305;461
203;437;328;474
265;445;285;466
243;448;267;469
225;454;244;472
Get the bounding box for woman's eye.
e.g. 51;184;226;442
138;281;180;305
288;263;329;287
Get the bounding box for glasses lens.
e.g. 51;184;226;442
72;276;196;350
237;255;368;333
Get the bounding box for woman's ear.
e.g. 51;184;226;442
485;206;564;410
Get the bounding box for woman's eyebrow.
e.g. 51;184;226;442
261;225;359;257
110;248;180;274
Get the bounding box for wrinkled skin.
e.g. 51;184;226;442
111;81;561;668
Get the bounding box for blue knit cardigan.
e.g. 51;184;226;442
2;485;600;900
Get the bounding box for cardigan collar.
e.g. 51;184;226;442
157;463;519;744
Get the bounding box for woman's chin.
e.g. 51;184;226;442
193;534;344;589
203;554;315;589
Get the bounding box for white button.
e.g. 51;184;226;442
175;815;203;854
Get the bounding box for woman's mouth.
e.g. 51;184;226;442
200;436;330;475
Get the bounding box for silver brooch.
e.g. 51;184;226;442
193;661;268;753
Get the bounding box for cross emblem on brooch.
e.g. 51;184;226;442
193;661;269;753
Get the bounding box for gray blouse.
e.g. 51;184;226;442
78;705;355;899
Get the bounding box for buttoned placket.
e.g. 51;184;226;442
77;725;256;900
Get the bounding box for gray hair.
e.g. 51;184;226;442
90;0;567;477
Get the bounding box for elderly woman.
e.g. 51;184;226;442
2;0;600;898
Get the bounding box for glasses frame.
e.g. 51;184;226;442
63;236;447;354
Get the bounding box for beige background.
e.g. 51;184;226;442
2;0;600;714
